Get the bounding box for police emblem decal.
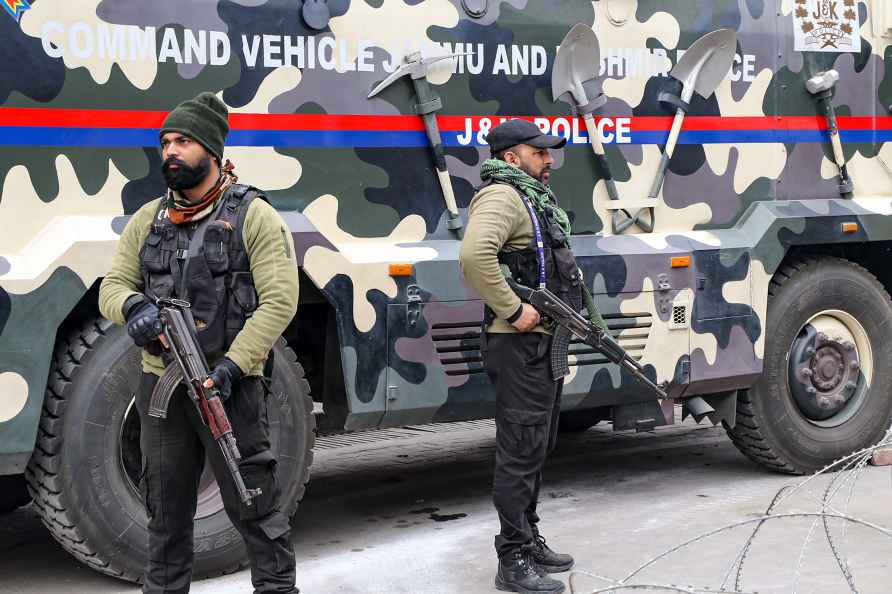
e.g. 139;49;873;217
793;0;862;53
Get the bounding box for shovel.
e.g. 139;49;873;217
553;24;642;232
619;28;738;233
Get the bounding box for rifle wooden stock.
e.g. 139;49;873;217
505;279;668;400
148;298;261;506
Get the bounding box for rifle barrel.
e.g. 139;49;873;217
505;281;669;401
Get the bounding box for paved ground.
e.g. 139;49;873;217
2;417;891;593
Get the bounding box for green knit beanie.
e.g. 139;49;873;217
159;92;229;161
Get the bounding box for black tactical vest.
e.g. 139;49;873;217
485;182;584;379
484;182;583;321
138;184;264;359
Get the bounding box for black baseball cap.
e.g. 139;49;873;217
485;119;567;154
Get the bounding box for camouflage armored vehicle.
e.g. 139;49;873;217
3;0;892;582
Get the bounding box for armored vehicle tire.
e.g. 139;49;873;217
725;257;892;474
558;407;607;432
25;318;314;582
0;474;31;514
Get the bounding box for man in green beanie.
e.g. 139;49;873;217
99;92;301;594
460;119;579;594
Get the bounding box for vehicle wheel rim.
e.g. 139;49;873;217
787;309;873;427
119;396;224;520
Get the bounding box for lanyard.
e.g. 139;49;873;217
518;193;547;289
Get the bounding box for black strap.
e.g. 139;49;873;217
658;91;690;114
263;349;275;379
177;197;231;300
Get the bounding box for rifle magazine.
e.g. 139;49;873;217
147;361;184;419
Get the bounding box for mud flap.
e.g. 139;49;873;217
613;400;672;432
682;390;737;428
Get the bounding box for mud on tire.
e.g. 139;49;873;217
725;257;892;474
25;318;314;582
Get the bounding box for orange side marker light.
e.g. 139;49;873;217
671;256;691;268
841;222;859;234
389;263;414;277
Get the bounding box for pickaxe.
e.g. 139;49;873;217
368;51;466;231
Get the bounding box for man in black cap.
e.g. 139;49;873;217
460;119;579;594
99;92;300;594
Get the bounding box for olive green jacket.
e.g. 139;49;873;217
459;182;548;334
99;195;299;376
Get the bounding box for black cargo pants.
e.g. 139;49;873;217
483;332;562;558
136;372;297;594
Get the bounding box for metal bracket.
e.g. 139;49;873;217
656;273;673;315
407;284;422;326
658;91;691;114
575;93;609;116
415;97;443;116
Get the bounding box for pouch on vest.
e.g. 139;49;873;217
140;230;174;301
203;221;232;274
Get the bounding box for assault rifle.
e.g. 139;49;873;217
148;298;261;506
506;279;668;400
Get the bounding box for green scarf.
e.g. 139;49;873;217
479;158;571;240
481;158;608;329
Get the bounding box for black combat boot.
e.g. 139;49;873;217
495;548;566;594
530;527;574;573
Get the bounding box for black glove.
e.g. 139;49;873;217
207;358;243;401
124;297;162;348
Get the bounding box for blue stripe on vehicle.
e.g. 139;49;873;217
0;127;888;148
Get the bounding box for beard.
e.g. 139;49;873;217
162;155;211;191
520;163;550;185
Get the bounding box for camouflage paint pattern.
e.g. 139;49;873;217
3;0;892;464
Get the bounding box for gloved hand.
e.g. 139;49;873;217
124;297;163;348
204;358;243;401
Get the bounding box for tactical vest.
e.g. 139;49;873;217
483;181;583;379
483;181;583;323
138;184;263;360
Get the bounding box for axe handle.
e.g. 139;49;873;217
817;96;855;197
614;106;686;234
821;98;846;168
410;76;462;229
648;108;686;201
664;108;686;158
423;113;463;227
582;113;620;203
582;112;607;157
436;168;459;215
581;113;654;234
829;128;846;169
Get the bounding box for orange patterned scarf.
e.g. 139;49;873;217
167;160;238;225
